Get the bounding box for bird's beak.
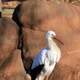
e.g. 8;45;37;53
54;37;64;45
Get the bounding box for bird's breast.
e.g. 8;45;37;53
47;49;61;64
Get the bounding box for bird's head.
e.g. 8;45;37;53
45;31;56;39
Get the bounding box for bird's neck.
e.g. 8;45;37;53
47;37;57;50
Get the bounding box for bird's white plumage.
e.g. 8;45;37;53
45;31;56;39
31;30;61;80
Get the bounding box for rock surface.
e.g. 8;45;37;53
17;0;80;80
0;49;31;80
0;17;18;66
0;17;31;80
1;0;80;80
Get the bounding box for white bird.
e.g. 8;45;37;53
31;31;61;80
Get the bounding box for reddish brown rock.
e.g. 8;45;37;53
0;17;25;80
17;0;80;80
0;49;31;80
0;17;19;66
0;17;31;80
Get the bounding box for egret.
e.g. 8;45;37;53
30;31;61;80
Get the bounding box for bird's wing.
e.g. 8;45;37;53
31;48;48;69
